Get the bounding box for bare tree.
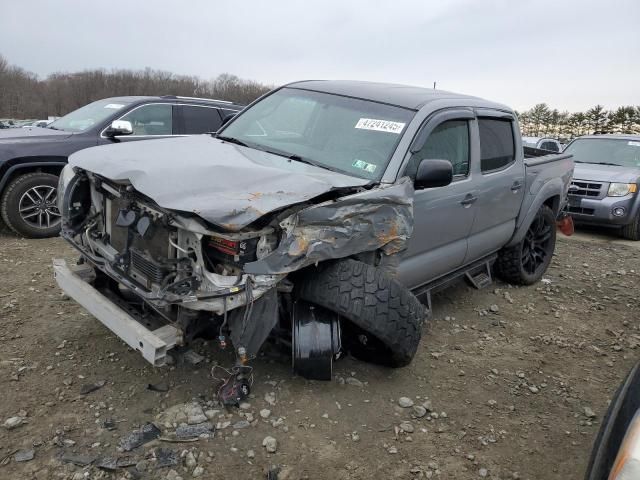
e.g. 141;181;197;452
0;57;271;119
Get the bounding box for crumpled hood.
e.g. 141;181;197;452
573;163;640;184
69;135;371;231
0;126;73;143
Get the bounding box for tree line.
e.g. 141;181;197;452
2;53;639;140
517;103;640;140
0;54;272;119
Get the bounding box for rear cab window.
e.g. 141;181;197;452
478;118;516;172
540;141;559;152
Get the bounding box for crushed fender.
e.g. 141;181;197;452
244;178;414;275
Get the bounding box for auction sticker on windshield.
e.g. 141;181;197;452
355;118;406;134
629;141;640;147
104;104;125;109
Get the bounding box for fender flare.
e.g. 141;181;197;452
506;179;563;247
0;159;68;192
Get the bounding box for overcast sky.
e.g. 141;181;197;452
1;0;638;111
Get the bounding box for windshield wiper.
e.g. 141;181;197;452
283;153;317;166
261;148;325;168
216;135;248;147
47;125;61;131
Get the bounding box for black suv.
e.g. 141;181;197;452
0;96;243;238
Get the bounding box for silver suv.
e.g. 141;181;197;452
564;135;640;239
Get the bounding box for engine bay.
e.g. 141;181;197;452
60;170;284;321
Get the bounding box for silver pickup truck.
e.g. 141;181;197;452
54;80;573;397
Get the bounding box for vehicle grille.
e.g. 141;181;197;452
130;249;168;284
568;181;604;198
566;206;595;216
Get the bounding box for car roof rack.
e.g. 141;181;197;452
160;95;234;105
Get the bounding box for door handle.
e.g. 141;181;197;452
460;194;478;206
511;181;523;192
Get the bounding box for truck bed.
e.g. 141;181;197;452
514;149;574;238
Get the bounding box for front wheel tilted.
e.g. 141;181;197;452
296;259;426;368
495;205;557;285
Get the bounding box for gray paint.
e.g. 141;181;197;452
57;79;576;369
65;80;573;299
69;134;370;231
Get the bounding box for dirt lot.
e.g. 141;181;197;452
0;230;638;480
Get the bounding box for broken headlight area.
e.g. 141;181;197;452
203;230;277;271
59;170;282;328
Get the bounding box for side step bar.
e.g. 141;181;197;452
413;254;497;314
53;258;181;366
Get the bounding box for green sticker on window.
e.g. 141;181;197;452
352;159;377;173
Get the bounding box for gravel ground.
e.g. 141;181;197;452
0;230;638;480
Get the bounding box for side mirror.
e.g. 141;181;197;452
415;159;453;189
105;120;133;137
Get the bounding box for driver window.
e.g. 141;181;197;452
120;104;173;136
405;120;470;178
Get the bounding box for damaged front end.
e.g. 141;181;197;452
55;164;414;390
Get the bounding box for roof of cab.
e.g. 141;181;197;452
285;80;508;111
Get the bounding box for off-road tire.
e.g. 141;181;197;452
495;205;556;285
296;259;426;367
1;172;62;238
620;213;640;241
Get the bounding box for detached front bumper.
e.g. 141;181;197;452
53;258;181;366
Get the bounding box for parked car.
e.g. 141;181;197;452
563;134;640;239
522;136;563;152
53;80;573;397
584;360;640;480
0;95;243;238
22;120;52;128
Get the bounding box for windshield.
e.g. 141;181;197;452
48;99;132;133
219;87;415;180
565;138;640;167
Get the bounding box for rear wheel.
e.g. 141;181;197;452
296;259;426;367
1;173;62;238
495;205;556;285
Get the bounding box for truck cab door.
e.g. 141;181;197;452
396;109;480;289
464;111;525;263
